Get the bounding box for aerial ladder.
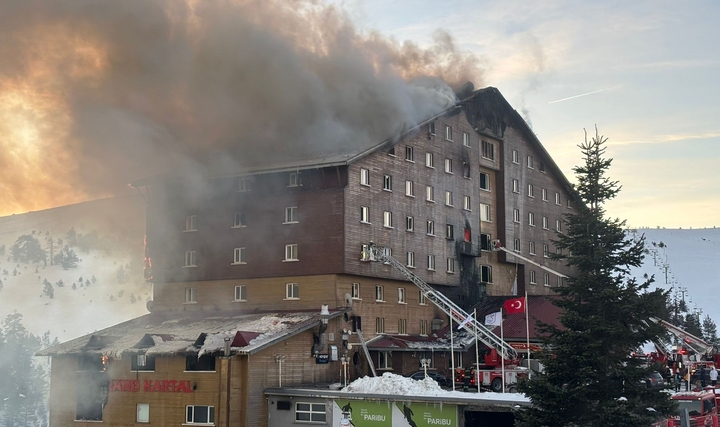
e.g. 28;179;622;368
361;243;518;362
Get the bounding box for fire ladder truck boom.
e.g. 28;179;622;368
491;240;568;278
362;242;518;361
650;317;713;354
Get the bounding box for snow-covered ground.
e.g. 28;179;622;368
628;227;720;324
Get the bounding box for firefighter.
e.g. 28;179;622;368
463;368;471;392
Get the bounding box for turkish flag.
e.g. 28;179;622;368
503;297;525;314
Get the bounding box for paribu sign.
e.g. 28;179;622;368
109;379;194;393
332;400;456;427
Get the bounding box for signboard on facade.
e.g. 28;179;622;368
316;354;329;364
332;400;456;427
109;379;194;393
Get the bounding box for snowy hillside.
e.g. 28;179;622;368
629;227;720;324
0;196;150;342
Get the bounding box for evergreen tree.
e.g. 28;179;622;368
9;235;47;265
683;312;703;339
53;245;80;270
702;315;719;346
516;130;674;427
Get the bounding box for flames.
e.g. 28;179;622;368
0;0;483;217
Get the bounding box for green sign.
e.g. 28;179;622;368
395;402;456;427
334;400;392;426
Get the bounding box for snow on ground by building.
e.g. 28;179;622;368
341;372;530;403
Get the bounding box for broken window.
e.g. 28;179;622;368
186;354;216;372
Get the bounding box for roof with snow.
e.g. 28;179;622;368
38;309;343;358
366;327;476;351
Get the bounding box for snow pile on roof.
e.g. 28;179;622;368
341;373;530;403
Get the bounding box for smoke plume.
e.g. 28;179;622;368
0;0;483;216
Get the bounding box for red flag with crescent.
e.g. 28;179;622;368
503;297;525;314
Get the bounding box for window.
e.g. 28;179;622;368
558;277;564;287
542;188;548;201
378;350;391;368
527;184;534;198
406;251;415;268
542;216;549;229
351;283;360;299
383;211;393;228
184;287;197;303
555;192;561;205
288;172;301;187
556;247;563;255
527;155;534;169
513;209;520;223
544;273;550;287
295;403;326;423
463;132;470;146
482;140;495;160
186;355;216;371
233;247;246;264
543;244;549;258
529;212;535;226
383;174;392;191
131;354;155;371
360;206;370;223
426;186;434;202
556;219;562;232
445;125;453;141
376;318;386;334
360;168;370;186
445;191;453;206
427;255;435;271
481;265;492;283
285;282;299;299
425;152;434;168
480;203;491;222
185;215;197;232
405;180;414;197
233;212;246;228
184;251;197;267
512;179;519;193
137;404;149;423
284;244;298;261
444;158;453;173
405;146;414;162
463;195;471;211
284;206;298;223
428;122;436;135
405;216;414;232
462;162;470;179
512;150;519;164
398;288;406;304
480;172;490;190
186;405;215;425
234;285;247;301
529;241;536;255
446;258;455;274
375;285;384;302
237;177;248;192
420;319;429;336
514;239;521;252
446;224;454;240
426;220;435;236
419;291;427;305
388;147;396;156
539;161;546;173
480;233;492;251
382;246;392;265
530;270;537;284
398;318;407;334
567;198;572;208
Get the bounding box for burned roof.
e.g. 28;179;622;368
38;309;343;358
366;327;476;352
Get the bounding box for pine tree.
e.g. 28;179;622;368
516;130;674;427
702;315;719;346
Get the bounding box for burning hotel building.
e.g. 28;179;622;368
40;87;574;426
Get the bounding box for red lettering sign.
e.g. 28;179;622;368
110;379;193;393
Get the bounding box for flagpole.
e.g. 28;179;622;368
474;308;480;393
500;311;506;393
525;290;531;380
450;314;455;391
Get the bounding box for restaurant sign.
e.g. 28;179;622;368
109;379;194;393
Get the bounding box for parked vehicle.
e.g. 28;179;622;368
406;371;450;387
646;371;666;390
652;390;719;427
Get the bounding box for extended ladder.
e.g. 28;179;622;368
356;330;377;377
362;243;517;361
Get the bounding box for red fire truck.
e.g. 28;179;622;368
653;390;718;427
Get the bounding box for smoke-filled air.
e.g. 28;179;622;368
0;0;483;217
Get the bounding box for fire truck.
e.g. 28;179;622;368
361;242;526;392
653;390;719;427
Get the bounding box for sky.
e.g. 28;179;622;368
1;0;717;229
339;0;720;229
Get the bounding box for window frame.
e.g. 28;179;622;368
445;125;453;141
445;190;453;207
527;155;534;169
383;211;393;228
232;247;246;265
527;184;534;198
284;206;298;224
375;285;384;302
542;188;548;201
359;168;370;186
184;287;197;304
530;270;537;284
285;282;299;300
426;220;435;236
462;132;470;147
185;405;215;425
419;291;427;305
398;318;407;334
425;185;434;202
463;195;471;211
406;251;415;268
446;224;454;240
446;258;455;274
512;150;519;164
234;285;247;302
405;180;414;197
288;172;301;187
405;146;414;162
233;211;247;228
184;251;197;268
284;244;299;262
529;241;536;255
481;140;495;160
405;216;414;232
294;402;326;423
555;192;561;205
528;212;535;226
427;254;435;271
185;215;197;232
376;318;386;334
425;152;434;168
480;203;491;222
513;209;520;223
480;173;490;191
444;158;453;174
360;206;370;224
136;404;149;423
398;287;406;304
383;174;392;191
481;265;493;283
